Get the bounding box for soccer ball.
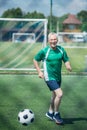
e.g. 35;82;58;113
18;109;35;126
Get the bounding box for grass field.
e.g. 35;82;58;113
0;74;87;130
0;42;87;73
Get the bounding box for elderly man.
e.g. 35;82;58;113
33;32;72;124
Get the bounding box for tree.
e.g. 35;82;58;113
1;8;23;18
77;10;87;31
24;11;45;19
1;8;87;32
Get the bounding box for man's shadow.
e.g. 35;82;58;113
63;117;87;124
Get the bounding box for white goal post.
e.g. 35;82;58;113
0;18;48;46
0;18;48;72
57;32;87;43
12;32;36;43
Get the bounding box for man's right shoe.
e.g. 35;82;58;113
46;112;54;120
53;112;63;124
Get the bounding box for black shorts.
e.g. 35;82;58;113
45;80;61;91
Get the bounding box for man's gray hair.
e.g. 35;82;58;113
48;32;58;40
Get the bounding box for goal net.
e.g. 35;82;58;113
0;18;48;45
0;17;87;74
56;32;87;74
0;18;48;72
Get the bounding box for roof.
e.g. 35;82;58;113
63;14;82;24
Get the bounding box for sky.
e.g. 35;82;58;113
0;0;87;17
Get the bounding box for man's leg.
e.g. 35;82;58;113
49;92;55;112
53;88;63;112
53;88;63;124
46;93;55;120
46;88;63;121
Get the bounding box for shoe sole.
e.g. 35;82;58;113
53;117;63;124
45;113;53;120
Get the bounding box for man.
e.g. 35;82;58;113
33;32;72;124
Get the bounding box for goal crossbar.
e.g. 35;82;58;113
0;18;48;22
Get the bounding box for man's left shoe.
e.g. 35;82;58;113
53;112;63;124
46;112;54;120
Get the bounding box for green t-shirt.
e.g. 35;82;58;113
34;45;69;81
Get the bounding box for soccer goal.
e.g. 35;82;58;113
0;18;48;46
12;32;35;43
0;18;48;72
57;32;87;44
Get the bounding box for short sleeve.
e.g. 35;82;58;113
62;48;69;63
34;49;45;62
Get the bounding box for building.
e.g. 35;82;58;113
63;14;82;32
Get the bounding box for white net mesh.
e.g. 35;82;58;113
0;18;48;45
0;18;48;72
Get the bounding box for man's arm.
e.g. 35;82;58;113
65;61;72;72
33;59;44;78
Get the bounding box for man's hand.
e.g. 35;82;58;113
38;71;44;78
33;59;44;78
65;61;72;72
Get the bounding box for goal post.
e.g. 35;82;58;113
57;32;87;44
0;18;48;72
0;18;48;46
12;33;36;43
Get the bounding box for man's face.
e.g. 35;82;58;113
48;35;58;49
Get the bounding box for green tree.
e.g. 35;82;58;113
1;8;23;18
1;8;87;32
24;11;45;19
77;10;87;31
58;14;68;32
47;15;58;32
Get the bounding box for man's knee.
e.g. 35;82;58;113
55;88;63;98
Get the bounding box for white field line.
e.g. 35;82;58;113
63;46;87;48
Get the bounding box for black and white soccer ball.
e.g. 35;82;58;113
18;109;35;126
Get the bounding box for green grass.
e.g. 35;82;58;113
0;74;87;130
0;42;42;68
65;47;87;72
0;42;87;73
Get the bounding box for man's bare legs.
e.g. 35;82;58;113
46;88;63;124
48;88;63;113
